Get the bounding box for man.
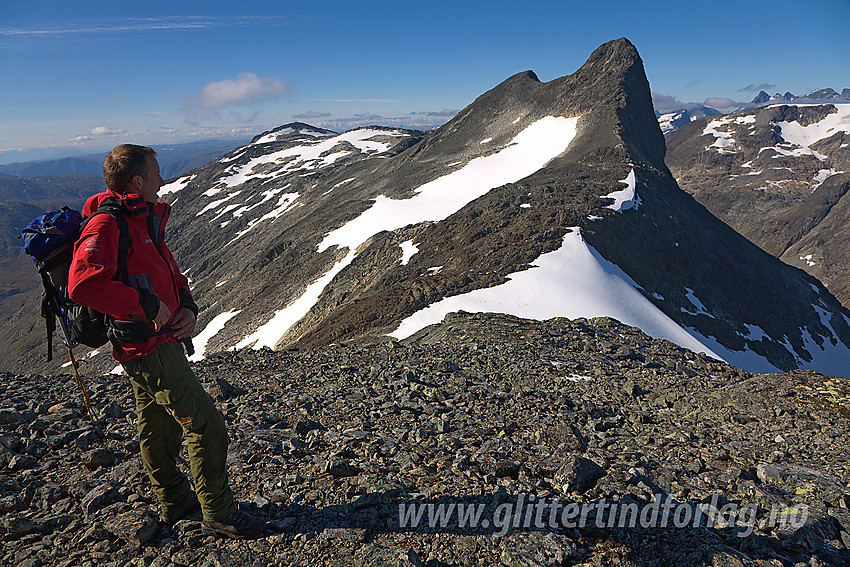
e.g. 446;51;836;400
69;144;264;538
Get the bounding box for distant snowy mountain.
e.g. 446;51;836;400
656;107;722;136
733;88;850;113
666;102;850;312
4;40;850;379
655;87;850;135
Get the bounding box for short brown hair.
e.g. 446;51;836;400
103;144;156;192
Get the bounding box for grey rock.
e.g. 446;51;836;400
102;509;159;545
0;514;39;540
0;496;26;514
323;459;359;477
0;409;22;425
80;482;121;518
99;401;126;420
205;377;247;401
320;527;367;545
7;454;37;471
499;532;579;565
554;455;606;494
82;448;121;470
757;463;786;485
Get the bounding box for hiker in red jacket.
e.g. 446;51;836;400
69;144;264;538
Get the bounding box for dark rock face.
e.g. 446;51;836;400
666;103;850;309
1;313;849;565
752;91;771;104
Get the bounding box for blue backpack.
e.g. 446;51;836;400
20;200;131;361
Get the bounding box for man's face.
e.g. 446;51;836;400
135;155;164;203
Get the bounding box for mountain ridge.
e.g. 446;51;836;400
2;38;850;380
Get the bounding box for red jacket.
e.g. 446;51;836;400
68;190;197;362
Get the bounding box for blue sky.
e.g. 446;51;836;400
2;0;848;163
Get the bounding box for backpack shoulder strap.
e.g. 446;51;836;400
80;198;132;284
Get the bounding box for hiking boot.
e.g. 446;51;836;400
202;510;266;539
160;497;201;527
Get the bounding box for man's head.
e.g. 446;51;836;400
103;144;163;201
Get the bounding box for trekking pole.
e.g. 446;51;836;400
66;344;99;424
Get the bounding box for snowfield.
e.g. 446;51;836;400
183;113;850;377
234;115;582;350
391;227;724;361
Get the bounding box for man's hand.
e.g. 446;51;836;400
152;301;171;332
170;308;196;339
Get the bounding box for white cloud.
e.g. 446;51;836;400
704;97;737;109
90;126;126;136
67;126;126;143
0;16;295;38
199;72;288;109
738;83;776;93
651;92;686;112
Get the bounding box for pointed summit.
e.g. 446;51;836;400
752;90;770;104
5;40;850;378
119;40;850;376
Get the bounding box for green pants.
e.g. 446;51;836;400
122;341;236;522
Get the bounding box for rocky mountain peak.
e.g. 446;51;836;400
249;123;336;145
3;39;850;380
752;90;771;104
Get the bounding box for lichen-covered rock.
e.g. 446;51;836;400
0;312;848;565
102;509;159;545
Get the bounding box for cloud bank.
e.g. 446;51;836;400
703;97;738;109
293;111;332;119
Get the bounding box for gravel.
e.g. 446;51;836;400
1;312;848;566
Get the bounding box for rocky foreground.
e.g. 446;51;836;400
1;312;849;566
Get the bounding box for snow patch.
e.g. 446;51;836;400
236;250;357;350
603;169;640;212
160;174;196;196
197;191;241;216
703;118;738;153
318;116;581;253
680;288;715;318
227;192;300;244
742;324;768;341
812;168;842;190
399;240;418;265
775;104;850;150
391;228;723;363
189;309;242;362
218;129;408;189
